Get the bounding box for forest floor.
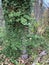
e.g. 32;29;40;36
0;46;49;65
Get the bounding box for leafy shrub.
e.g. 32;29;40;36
2;0;49;59
2;0;31;58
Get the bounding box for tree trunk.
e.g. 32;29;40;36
0;0;5;27
34;0;43;21
0;0;5;45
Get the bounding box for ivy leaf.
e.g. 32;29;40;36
24;15;31;20
9;19;13;23
9;11;14;18
21;17;27;25
15;11;21;17
16;19;20;22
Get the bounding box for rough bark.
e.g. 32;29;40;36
34;0;43;21
0;0;5;27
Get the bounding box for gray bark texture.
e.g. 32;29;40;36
34;0;43;21
0;0;5;27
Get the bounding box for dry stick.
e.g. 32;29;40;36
32;50;47;65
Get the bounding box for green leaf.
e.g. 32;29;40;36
9;11;21;18
16;19;20;22
36;63;41;65
9;11;14;18
9;19;13;23
24;15;31;20
21;17;27;25
15;11;21;17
